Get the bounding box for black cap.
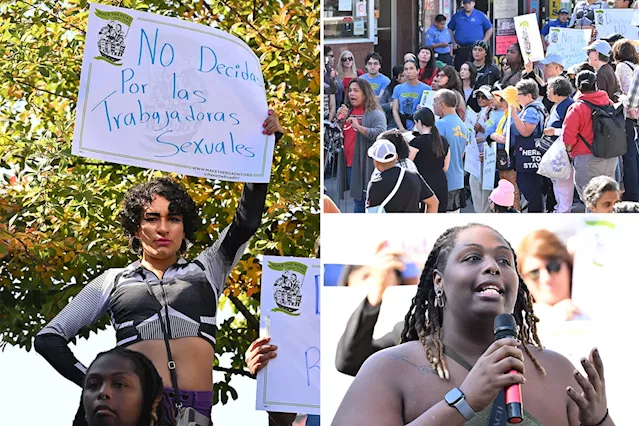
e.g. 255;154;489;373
600;33;625;43
558;8;569;15
494;313;518;340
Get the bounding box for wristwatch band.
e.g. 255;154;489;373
445;387;476;421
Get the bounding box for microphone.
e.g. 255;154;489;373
494;313;523;424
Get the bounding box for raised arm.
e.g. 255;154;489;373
34;270;117;386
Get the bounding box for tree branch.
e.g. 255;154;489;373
17;0;86;35
202;0;269;44
213;365;254;378
11;78;77;102
228;294;260;331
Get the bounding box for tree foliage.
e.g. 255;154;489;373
0;0;319;405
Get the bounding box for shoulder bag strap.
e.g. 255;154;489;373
143;281;182;411
443;344;508;426
378;167;405;212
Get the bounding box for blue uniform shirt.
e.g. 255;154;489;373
447;9;492;46
540;19;569;37
424;25;452;54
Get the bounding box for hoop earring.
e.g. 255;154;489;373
179;238;192;253
130;237;142;255
435;287;445;308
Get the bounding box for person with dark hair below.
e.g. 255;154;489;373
434;89;468;213
563;71;618;208
489;180;519;213
365;138;439;213
510;79;547;212
417;46;439;86
35;112;284;425
540;8;570;38
612;39;639;202
411;107;450;213
380;65;406;128
544;76;576;213
567;61;595;91
613;201;640;212
325;46;344;106
468;41;499;112
361;52;391;98
459;62;477;103
583;175;620;213
448;0;493;71
584;40;620;103
392;60;432;132
433;65;466;119
336;78;387;213
425;15;453;66
331;224;616;426
73;347;170;426
500;43;525;87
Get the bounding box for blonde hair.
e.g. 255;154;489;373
337;50;358;79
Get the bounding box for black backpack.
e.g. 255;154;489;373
578;100;627;159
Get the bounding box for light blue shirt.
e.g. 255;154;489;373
436;113;469;191
361;73;391;96
424;25;452;54
392;81;431;130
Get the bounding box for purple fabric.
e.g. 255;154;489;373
161;386;213;425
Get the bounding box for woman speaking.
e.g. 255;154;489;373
332;223;613;426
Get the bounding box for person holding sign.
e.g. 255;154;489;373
332;223;616;426
392;60;432;132
35;111;285;425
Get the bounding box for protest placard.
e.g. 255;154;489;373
513;14;545;63
464;140;482;182
256;257;320;415
594;9;640;42
419;90;436;111
72;4;275;182
482;142;497;191
546;27;592;69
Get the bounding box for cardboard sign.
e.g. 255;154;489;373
546;27;592;70
594;9;640;42
256;257;320;415
513;13;545;63
73;4;275;182
482;142;497;191
419;90;436;111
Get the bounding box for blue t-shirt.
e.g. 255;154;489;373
361;73;391;96
436;113;469;191
392;81;431;130
448;9;492;46
424;25;452;54
540;19;569;37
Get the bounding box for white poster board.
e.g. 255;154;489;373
546;27;592;70
73;4;275;182
256;257;320;415
482;142;497;191
594;9;640;42
513;14;545;63
464;140;482;181
419;90;436;111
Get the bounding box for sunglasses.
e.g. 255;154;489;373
524;259;563;281
342;57;354;62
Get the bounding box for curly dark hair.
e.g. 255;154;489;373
120;177;199;253
73;347;173;426
400;223;545;380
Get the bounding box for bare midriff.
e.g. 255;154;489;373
129;337;215;391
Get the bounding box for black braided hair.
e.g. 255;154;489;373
400;223;545;380
73;347;173;426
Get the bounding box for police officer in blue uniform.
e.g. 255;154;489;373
424;14;453;65
448;0;493;71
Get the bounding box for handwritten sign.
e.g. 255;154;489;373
594;9;640;42
546;27;592;69
72;4;275;183
464;141;482;182
482;142;497;191
419;90;436;111
256;256;320;415
513;14;545;63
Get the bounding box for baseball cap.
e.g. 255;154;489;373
558;8;569;15
539;53;564;67
368;139;398;163
583;40;612;57
600;33;625;43
462;0;473;3
473;85;492;99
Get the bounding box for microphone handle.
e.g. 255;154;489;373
505;369;523;424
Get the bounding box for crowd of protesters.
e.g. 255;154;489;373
324;0;639;213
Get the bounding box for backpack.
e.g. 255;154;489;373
578;100;627;159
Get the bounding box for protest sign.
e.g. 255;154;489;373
256;257;320;415
546;27;592;69
513;14;545;63
72;4;275;182
482;142;497;191
419;90;436;111
464;140;482;182
594;9;640;42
